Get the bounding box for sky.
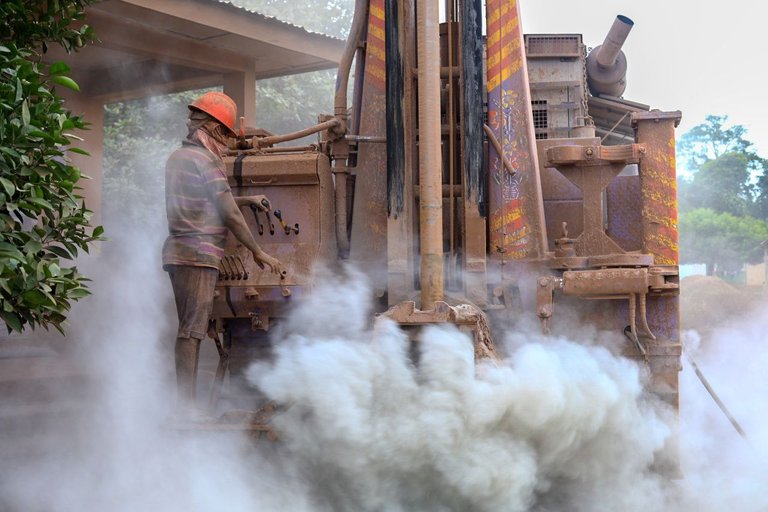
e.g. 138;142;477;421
519;0;768;154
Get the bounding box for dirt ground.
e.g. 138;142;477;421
679;275;766;334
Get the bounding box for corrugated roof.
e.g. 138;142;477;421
589;95;650;144
212;0;346;40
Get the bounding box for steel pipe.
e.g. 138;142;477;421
417;0;444;310
255;118;341;148
596;15;634;68
334;0;368;120
334;168;350;256
586;15;634;97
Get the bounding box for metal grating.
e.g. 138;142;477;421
525;34;582;58
532;100;548;139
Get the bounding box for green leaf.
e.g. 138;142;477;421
92;225;104;237
0;311;23;332
24;240;42;254
26;197;54;210
0;46;10;54
21;100;30;127
0;147;20;158
68;147;90;156
28;130;53;142
68;288;91;299
0;177;15;197
51;76;80;92
47;262;61;277
22;289;53;306
49;61;70;76
0;243;25;262
46;246;72;259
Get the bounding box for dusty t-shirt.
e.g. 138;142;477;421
162;140;230;270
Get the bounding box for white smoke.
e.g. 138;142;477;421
2;241;767;511
674;313;768;512
0;228;309;512
247;269;672;511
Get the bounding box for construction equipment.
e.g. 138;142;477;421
204;0;682;463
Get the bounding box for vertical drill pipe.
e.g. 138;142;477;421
447;15;456;257
386;0;405;216
460;0;489;307
462;0;485;207
417;0;444;309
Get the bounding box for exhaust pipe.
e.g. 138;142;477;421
586;15;634;97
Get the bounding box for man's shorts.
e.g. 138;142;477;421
166;265;218;340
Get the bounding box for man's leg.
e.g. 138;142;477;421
175;336;202;406
167;265;218;415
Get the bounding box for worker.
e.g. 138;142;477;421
162;91;283;420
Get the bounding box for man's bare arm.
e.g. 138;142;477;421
216;192;284;275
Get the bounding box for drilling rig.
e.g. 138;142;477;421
205;0;682;458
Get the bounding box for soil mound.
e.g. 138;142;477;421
680;275;751;332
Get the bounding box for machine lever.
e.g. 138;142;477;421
249;204;264;236
265;210;275;235
274;209;292;234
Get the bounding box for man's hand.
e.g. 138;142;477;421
249;195;271;212
252;249;286;277
235;195;272;212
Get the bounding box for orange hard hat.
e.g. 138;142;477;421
188;92;237;135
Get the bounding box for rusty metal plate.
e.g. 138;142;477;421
562;268;649;296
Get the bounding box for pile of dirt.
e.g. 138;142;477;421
680;275;753;332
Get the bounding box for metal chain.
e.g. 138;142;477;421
580;43;594;127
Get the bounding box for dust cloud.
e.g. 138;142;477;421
1;237;767;510
248;269;672;511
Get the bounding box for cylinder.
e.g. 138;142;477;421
597;15;634;68
586;15;634;97
386;0;405;216
417;0;444;310
462;0;485;206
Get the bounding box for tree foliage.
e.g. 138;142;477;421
679;208;768;274
680;152;752;216
678;114;767;172
676;115;768;272
0;0;102;334
255;70;336;139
